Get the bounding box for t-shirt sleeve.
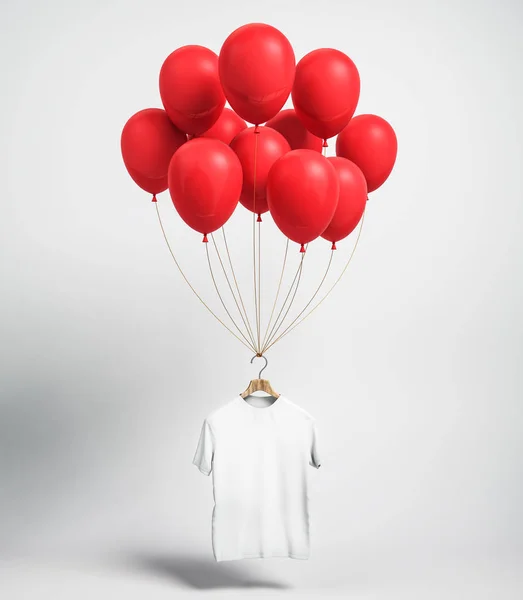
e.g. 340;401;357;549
309;419;322;469
192;419;214;476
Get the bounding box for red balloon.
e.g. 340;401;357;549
266;109;323;152
292;48;360;140
168;138;242;237
321;157;367;248
336;114;397;193
267;150;339;251
159;45;225;135
230;126;290;217
219;23;295;125
121;108;187;196
198;108;247;145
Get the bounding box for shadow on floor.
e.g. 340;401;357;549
121;550;291;590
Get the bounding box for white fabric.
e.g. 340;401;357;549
192;394;321;562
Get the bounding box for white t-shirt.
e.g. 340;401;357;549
192;394;321;562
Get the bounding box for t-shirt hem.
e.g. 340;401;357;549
216;552;309;562
192;459;211;476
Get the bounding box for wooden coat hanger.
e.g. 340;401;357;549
240;354;280;399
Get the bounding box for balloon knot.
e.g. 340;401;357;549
254;125;260;134
256;352;263;357
322;139;328;148
331;241;337;250
366;196;370;201
202;233;208;243
152;194;157;203
257;213;262;222
299;243;306;253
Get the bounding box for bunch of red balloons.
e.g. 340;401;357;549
121;23;398;252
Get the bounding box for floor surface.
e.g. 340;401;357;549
1;550;522;599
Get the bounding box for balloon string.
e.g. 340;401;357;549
254;126;262;353
258;216;261;354
262;249;307;352
154;200;256;353
262;246;335;354
263;209;366;354
260;237;289;351
252;130;260;352
220;225;258;347
261;243;308;351
205;242;258;351
210;231;258;350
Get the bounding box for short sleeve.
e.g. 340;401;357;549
309;419;322;469
193;419;215;476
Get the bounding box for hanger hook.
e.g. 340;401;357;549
251;354;268;379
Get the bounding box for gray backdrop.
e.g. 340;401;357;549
1;0;522;598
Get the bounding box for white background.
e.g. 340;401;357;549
1;0;522;598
